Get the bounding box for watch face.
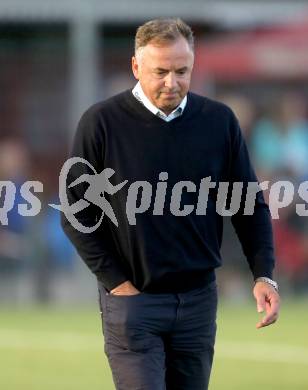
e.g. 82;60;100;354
270;281;278;290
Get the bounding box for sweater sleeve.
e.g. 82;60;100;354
227;109;275;280
60;107;129;291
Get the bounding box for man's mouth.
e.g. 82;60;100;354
162;92;178;98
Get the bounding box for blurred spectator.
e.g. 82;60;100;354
250;93;308;293
25;201;75;303
216;93;256;145
216;92;308;293
251;92;308;181
0;138;30;274
0;138;76;302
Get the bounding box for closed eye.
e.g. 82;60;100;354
156;70;168;75
176;67;188;75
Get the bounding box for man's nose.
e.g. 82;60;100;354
164;72;177;89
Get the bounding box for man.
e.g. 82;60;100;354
61;18;281;390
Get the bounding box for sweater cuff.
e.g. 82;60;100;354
97;274;129;292
252;264;274;281
95;259;129;292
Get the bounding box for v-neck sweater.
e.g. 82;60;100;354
61;88;275;293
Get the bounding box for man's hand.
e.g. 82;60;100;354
253;282;281;329
110;280;141;296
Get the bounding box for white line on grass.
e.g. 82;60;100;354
0;329;101;351
217;341;308;365
0;329;308;364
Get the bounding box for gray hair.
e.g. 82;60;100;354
134;18;194;61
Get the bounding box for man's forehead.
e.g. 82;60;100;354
149;59;193;72
144;48;193;68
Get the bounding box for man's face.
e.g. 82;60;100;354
132;37;194;115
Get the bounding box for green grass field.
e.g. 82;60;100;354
0;298;307;389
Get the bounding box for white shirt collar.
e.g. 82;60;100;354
132;81;187;122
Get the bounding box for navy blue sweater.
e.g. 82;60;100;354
61;89;275;293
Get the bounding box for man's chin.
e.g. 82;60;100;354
159;98;181;111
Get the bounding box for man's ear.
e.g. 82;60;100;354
132;56;139;80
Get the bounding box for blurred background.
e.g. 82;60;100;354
0;1;308;389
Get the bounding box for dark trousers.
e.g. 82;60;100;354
97;279;218;390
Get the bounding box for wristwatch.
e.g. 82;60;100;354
254;277;279;292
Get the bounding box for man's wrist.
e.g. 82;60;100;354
254;277;279;292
